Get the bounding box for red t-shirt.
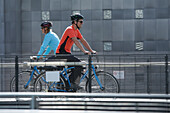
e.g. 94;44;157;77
56;25;83;54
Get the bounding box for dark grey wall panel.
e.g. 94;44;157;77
50;0;61;10
32;11;41;21
123;0;134;9
144;9;156;19
169;19;170;40
31;0;41;11
81;0;91;10
103;20;112;41
124;9;134;19
32;22;41;43
123;20;135;41
50;11;61;21
144;41;156;51
156;9;169;19
135;20;144;41
112;20;123;41
112;0;123;9
156;41;169;51
144;0;156;8
41;0;50;11
155;0;169;8
112;41;124;51
103;0;112;9
22;0;31;11
123;41;134;52
112;9;124;19
22;12;32;21
61;0;72;10
92;0;102;10
135;0;144;8
22;22;32;43
156;19;168;40
72;0;81;10
91;10;103;20
61;10;72;21
144;20;156;40
92;21;103;41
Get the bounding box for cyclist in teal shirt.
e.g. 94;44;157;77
35;21;60;59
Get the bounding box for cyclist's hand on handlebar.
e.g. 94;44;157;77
30;56;37;60
91;50;97;54
84;50;97;55
84;51;91;55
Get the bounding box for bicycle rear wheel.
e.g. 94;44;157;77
10;71;38;92
86;71;119;93
34;72;68;92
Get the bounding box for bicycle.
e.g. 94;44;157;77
34;55;120;93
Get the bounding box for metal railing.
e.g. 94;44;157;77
0;54;170;93
0;92;169;112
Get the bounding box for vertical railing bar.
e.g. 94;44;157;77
147;59;150;94
15;56;18;92
165;55;169;94
31;95;36;109
88;55;92;93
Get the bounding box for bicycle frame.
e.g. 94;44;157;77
48;61;104;92
24;66;41;88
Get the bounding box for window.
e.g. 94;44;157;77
136;42;143;51
42;11;50;21
104;10;112;19
135;9;143;19
104;41;112;51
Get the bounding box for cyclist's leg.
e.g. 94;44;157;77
66;55;83;86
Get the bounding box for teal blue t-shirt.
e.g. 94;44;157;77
37;31;60;58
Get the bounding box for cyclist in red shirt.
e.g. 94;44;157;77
51;13;96;91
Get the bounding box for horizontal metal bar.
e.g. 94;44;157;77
0;61;169;68
0;93;170;99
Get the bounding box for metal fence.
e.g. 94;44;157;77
0;54;170;94
0;92;169;112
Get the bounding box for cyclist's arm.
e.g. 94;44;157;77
80;38;95;53
37;35;51;58
72;37;86;53
43;47;51;57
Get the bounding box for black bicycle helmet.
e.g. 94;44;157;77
71;13;84;21
41;21;52;29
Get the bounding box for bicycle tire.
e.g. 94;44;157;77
85;71;120;93
34;71;69;92
10;71;38;92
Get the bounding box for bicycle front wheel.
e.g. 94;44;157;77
86;71;119;93
10;71;37;92
34;72;68;92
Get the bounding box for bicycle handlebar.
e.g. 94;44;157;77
84;53;99;62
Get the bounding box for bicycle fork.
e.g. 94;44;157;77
92;65;105;91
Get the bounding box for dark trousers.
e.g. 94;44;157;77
47;54;82;85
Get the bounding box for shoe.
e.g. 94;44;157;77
70;83;83;91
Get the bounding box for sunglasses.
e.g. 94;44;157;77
78;21;83;24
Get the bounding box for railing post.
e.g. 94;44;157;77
165;55;169;94
15;56;18;92
31;95;36;109
88;55;92;93
147;59;150;94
